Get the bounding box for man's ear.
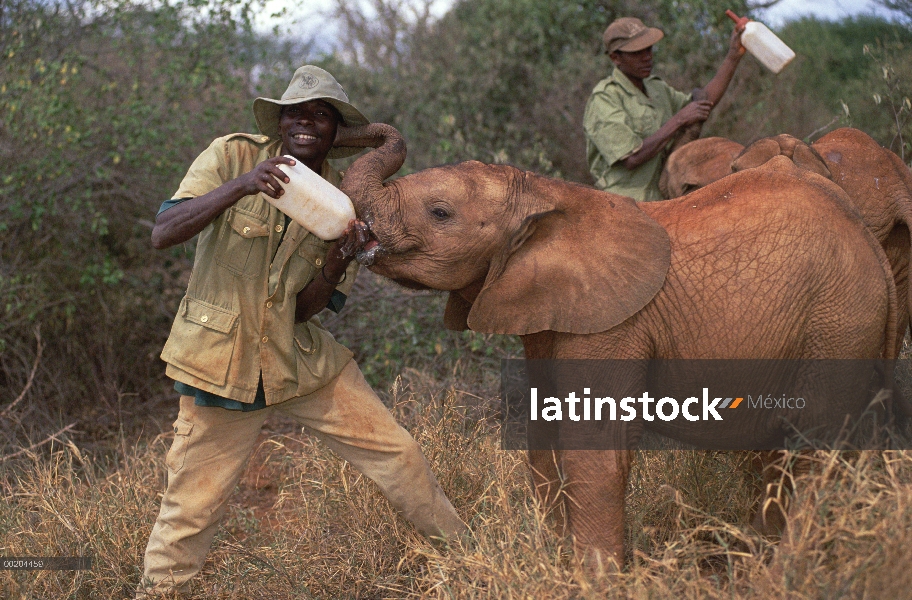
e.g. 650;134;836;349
467;190;670;335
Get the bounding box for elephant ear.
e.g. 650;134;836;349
732;138;781;172
467;193;671;335
791;144;832;179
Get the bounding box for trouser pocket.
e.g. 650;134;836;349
165;417;194;473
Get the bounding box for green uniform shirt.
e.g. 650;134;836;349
583;67;691;201
160;133;359;406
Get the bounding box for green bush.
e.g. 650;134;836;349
0;0;271;441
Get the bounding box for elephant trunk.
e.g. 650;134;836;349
335;123;406;217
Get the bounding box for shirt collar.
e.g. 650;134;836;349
611;66;659;98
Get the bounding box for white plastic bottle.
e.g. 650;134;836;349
267;156;357;241
726;10;796;74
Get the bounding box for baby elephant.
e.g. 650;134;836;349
333;123;900;568
658;129;912;354
659;136;744;198
733;129;912;356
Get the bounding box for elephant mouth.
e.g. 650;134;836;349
391;277;431;290
355;237;383;266
355;236;428;290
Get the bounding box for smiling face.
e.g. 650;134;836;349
610;46;653;84
278;99;340;172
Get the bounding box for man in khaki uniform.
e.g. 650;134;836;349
583;17;745;200
138;65;466;597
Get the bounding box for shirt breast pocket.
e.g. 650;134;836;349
216;207;271;279
629;108;660;138
288;236;331;289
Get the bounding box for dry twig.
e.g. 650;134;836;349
1;325;43;420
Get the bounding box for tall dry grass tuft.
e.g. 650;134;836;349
3;376;912;598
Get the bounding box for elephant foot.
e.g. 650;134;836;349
574;542;623;580
748;451;793;537
749;491;789;537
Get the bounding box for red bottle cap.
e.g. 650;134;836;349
726;9;749;28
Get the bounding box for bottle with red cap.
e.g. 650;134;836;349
726;10;796;74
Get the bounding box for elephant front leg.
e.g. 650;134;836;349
561;448;633;570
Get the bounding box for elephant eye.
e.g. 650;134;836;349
430;206;451;220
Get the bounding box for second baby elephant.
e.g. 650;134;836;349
732;129;912;356
334;124;898;567
659;136;745;198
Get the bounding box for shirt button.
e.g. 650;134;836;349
275;224;283;233
243;226;251;235
265;301;273;309
315;258;323;266
200;315;209;323
262;336;269;343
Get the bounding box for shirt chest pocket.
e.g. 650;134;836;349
628;102;661;138
287;236;331;289
216;208;272;279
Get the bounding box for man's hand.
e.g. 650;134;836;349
295;219;369;322
322;220;370;282
674;100;714;127
237;156;296;199
728;23;746;58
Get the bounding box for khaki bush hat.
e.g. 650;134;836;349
253;65;370;159
603;17;664;54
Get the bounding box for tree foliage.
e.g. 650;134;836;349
1;0;911;435
0;0;273;434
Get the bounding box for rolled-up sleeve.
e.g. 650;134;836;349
583;90;643;167
172;137;231;199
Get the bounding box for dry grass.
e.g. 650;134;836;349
3;378;912;598
3;273;912;598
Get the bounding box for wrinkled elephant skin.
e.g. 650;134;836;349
733;129;912;355
333;125;898;567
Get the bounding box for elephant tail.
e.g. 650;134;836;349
886;152;912;426
864;207;909;426
887;151;912;344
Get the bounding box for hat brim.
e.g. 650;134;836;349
607;28;664;54
252;97;371;160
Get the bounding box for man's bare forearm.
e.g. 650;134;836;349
702;52;743;106
700;27;745;106
151;155;295;250
620;100;712;170
151;180;251;249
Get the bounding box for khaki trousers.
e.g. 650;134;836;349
138;360;465;596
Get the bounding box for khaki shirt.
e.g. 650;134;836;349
160;133;359;405
583;67;691;201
